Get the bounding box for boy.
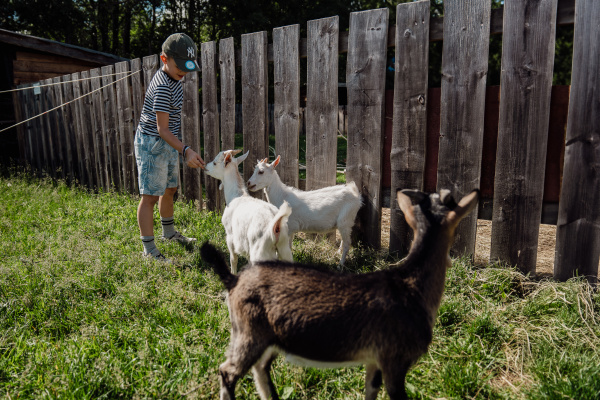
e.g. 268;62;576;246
135;33;205;261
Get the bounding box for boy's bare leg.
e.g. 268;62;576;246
158;187;177;219
138;194;160;236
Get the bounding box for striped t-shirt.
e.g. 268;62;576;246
137;69;183;138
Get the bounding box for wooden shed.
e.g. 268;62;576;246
0;28;127;163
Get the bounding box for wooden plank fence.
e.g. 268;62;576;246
11;0;599;282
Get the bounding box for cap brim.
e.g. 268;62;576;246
174;58;200;72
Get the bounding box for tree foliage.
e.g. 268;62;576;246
1;0;572;85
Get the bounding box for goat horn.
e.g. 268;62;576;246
440;189;457;207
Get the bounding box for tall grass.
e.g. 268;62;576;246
1;170;599;399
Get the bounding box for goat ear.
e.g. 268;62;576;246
236;151;249;165
261;158;268;164
396;190;418;232
231;149;242;156
272;215;282;241
272;155;281;168
446;189;480;227
224;152;233;165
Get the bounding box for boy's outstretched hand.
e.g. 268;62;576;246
185;149;206;169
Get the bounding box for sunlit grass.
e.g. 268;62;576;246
1;170;599;399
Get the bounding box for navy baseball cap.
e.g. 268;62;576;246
162;33;201;72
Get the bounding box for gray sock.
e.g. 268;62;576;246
141;236;158;255
161;216;176;238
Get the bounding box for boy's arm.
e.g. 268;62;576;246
156;111;205;169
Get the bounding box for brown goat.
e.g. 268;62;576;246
200;188;479;400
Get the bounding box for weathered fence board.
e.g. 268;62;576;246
241;31;269;191
219;37;236;152
490;0;558;275
41;78;59;178
115;61;136;194
130;58;144;137
436;0;491;258
51;76;71;180
12;86;27;164
554;0;600;282
59;74;77;183
75;70;98;189
67;73;86;186
101;65;122;191
142;55;160;94
202;41;221;210
389;0;430;256
305;17;339;191
90;68;110;189
273;24;301;188
181;70;202;204
346;9;389;249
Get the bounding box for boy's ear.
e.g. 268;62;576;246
160;53;168;64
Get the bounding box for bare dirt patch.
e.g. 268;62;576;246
381;208;599;279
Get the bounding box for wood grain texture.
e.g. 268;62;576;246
389;0;430;256
202;41;220;210
242;31;269;193
490;0;558;274
554;0;600;282
436;0;491;259
273;24;300;188
59;74;77;183
89;68;110;189
181;68;202;204
219;37;236;152
306;17;339;191
115;61;136;194
346;9;389;249
101;65;122;190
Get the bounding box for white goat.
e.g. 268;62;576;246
201;188;480;400
247;155;362;266
204;149;293;273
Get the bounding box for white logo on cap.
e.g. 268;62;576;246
187;47;195;58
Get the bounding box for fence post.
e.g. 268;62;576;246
115;61;136;194
436;0;491;259
305;16;339;192
219;37;236;152
101;65;122;191
202;41;221;210
58;74;77;183
554;0;600;283
90;68;110;189
389;0;430;256
490;0;558;274
346;9;389;249
273;24;301;189
241;31;269;194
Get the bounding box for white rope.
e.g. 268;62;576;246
0;69;141;134
0;70;139;94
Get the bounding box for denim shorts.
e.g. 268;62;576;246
134;129;179;196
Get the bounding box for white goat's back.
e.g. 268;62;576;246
284;182;362;233
222;196;292;263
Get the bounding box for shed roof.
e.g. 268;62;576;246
0;28;128;64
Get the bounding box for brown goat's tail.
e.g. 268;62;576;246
200;242;238;291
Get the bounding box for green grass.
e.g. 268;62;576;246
1;170;599;399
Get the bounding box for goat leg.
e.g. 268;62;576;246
252;347;279;400
365;363;382;400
